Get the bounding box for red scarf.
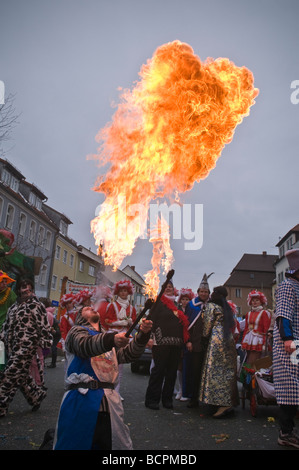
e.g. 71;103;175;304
160;295;190;343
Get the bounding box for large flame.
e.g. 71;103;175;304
144;214;174;297
90;40;258;295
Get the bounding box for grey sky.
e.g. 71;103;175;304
1;0;298;294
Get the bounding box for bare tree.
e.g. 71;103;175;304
0;93;20;150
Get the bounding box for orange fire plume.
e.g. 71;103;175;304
144;214;174;297
90;40;258;295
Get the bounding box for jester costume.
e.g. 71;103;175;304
54;311;150;450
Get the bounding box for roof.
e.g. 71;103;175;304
231;253;277;273
20;180;47;201
224;252;277;288
0;158;24;181
276;224;299;247
0;181;57;229
122;265;145;286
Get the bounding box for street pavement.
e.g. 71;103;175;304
0;356;297;453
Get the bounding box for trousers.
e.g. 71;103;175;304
145;345;182;405
279;404;298;434
0;352;47;416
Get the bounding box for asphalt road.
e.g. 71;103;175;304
0;356;297;453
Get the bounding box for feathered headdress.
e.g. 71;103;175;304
60;293;76;308
178;288;195;303
247;290;267;306
113;279;134;295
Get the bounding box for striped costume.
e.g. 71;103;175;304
273;278;299;405
54;312;150;450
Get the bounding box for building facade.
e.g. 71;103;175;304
275;224;299;285
224;251;277;316
0;158;58;297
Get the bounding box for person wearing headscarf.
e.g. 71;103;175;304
184;273;212;407
199;286;238;418
53;305;152;450
242;290;271;365
273;249;299;449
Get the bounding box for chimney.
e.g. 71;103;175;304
130;266;135;271
262;251;267;256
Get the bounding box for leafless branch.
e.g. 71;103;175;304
0;93;21;144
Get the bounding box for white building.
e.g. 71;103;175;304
275;224;299;285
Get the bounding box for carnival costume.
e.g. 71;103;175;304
0;294;52;417
199;287;238;413
145;293;189;409
95;285;112;331
242;290;271;352
185;273;212;406
59;293;77;351
0;270;16;330
103;280;136;333
53;310;151;450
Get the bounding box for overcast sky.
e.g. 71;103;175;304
1;0;298;294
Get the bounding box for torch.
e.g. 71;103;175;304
125;268;175;337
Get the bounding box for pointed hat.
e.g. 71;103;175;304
198;272;214;291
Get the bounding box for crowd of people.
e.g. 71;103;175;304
0;248;298;450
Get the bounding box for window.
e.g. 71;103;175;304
29;192;42;210
40;264;47;286
10;176;19;192
35;197;42;211
235;288;242;298
45;231;52;250
0;197;3;219
5;204;15;230
51;275;57;290
29;220;37;242
29;192;36;206
88;265;95;277
19;213;27;236
38;226;45;246
55;245;61;260
2;169;11;185
279;245;285;258
63;250;67;264
79;260;84;272
287;237;293;251
60;220;68;236
70;254;74;268
278;272;284;284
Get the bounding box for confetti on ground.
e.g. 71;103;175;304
29;441;40;448
212;433;230;443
